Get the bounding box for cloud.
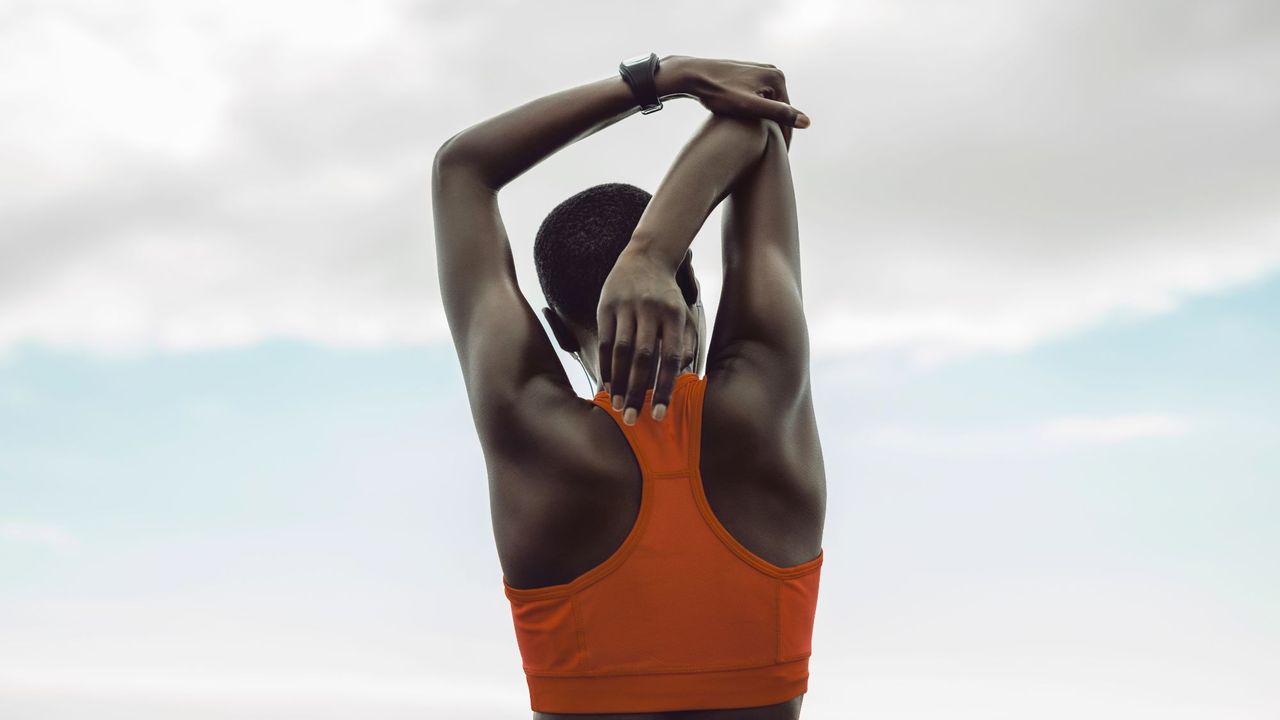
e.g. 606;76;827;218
861;413;1193;456
1;0;1277;362
0;521;80;551
1042;414;1192;445
0;666;524;708
0;0;454;355
760;0;1280;363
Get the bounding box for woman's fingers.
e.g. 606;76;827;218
757;81;794;149
600;302;695;424
699;61;807;138
621;311;659;425
650;309;687;421
740;92;809;129
609;311;636;411
597;307;618;396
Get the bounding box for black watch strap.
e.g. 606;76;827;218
618;52;663;114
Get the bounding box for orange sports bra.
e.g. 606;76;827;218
502;371;823;714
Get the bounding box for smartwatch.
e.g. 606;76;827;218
618;52;663;114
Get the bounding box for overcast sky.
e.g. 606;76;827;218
2;1;1278;718
4;0;1277;361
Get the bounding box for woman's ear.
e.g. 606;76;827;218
676;257;699;307
542;307;580;354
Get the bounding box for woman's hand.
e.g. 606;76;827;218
597;244;699;425
659;55;806;147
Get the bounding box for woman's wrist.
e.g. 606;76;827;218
655;54;703;100
622;231;686;274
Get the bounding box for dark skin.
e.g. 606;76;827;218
433;55;825;720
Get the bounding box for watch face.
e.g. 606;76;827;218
623;53;651;66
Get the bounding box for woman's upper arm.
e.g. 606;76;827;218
706;121;810;397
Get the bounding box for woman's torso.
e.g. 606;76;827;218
491;369;827;720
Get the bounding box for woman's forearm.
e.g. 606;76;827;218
435;55;698;190
626;114;773;273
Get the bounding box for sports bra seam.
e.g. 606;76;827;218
503;408;653;600
522;655;809;678
503;480;653;600
505;378;696;601
689;375;824;580
687;374;703;476
775;577;783;663
571;594;592;671
594;400;653;477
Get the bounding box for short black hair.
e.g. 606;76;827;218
534;182;654;332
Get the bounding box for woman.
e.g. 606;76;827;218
432;53;826;719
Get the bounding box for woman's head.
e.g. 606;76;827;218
534;182;696;336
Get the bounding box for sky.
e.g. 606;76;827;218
1;0;1278;718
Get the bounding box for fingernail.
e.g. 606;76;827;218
795;113;810;128
612;394;624;411
652;404;666;421
623;407;637;425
